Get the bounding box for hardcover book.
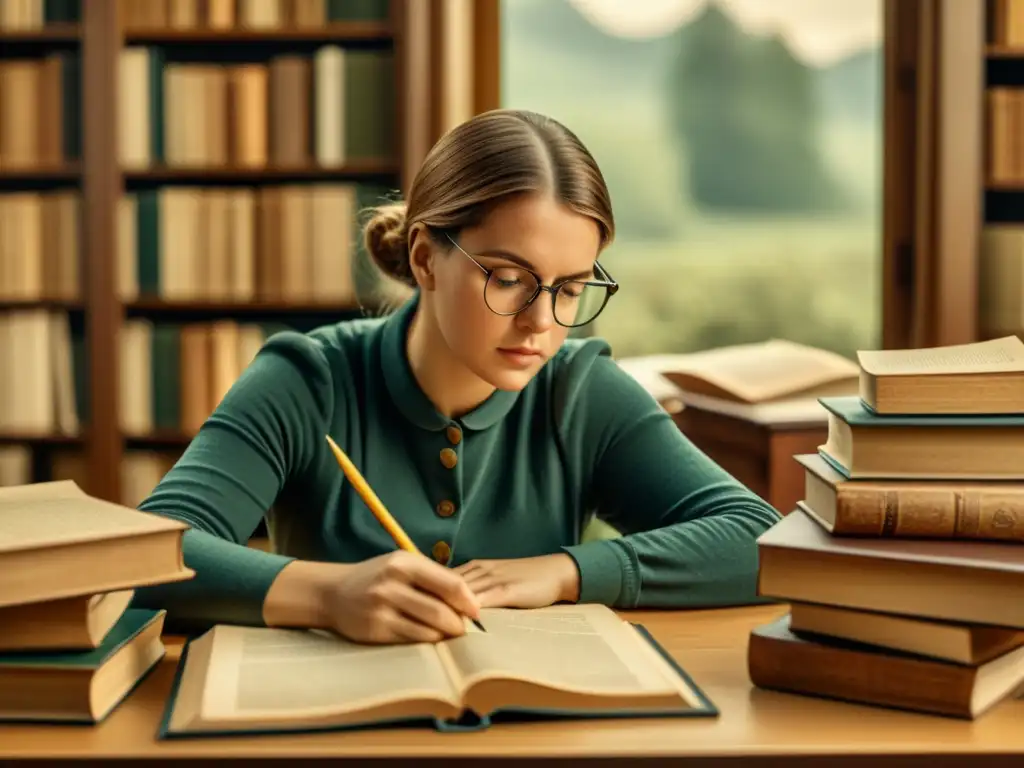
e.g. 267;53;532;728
159;604;717;737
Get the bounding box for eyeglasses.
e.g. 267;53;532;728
445;234;619;328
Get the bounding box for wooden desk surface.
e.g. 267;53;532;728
2;605;1023;765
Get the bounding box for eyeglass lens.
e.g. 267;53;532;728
483;266;608;327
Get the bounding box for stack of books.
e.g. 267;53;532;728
748;335;1024;720
0;479;193;723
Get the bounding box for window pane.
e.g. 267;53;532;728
500;0;882;358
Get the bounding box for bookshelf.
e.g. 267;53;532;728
0;0;84;492
979;0;1024;343
0;0;500;509
882;0;1024;351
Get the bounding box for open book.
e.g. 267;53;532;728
160;604;716;737
650;340;859;425
658;339;859;404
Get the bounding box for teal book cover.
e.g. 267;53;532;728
157;622;718;739
817;448;853;479
0;608;166;724
820;396;1024;427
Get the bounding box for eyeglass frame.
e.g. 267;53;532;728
441;232;619;328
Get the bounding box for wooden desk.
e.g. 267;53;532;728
2;605;1022;765
671;403;827;515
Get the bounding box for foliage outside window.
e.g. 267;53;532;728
501;0;882;359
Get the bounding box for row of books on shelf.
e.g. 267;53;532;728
120;0;388;30
120;317;280;437
0;0;387;32
987;87;1024;184
0;183;384;302
0;0;78;30
750;334;1024;721
119;46;394;169
0;444;174;508
0;309;81;436
0;54;81;170
0;190;79;301
992;0;1024;44
118;184;369;302
0;307;304;440
1;44;393;171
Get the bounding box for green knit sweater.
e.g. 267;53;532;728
134;293;781;628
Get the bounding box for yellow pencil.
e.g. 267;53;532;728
326;434;485;633
325;434;419;553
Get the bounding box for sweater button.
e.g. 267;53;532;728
436;499;456;518
446;426;462;445
439;447;457;469
432;540;451;565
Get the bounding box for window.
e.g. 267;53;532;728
500;0;883;359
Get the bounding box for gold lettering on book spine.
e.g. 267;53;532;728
955;491;977;536
881;491;898;535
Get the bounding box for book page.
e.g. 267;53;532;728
198;625;458;720
445;605;693;701
857;336;1024;376
660;339;859;403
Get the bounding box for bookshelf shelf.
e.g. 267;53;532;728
987;180;1024;191
986;44;1024;58
0;433;82;446
0;24;80;45
0;166;81;188
125;299;362;320
0;299;83;311
126;432;193;449
123;162;399;186
122;22;391;46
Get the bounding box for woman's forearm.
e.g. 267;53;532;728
131;528;296;631
131;527;359;634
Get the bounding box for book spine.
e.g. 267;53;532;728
836;486;1024;541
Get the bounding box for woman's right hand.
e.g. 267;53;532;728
316;551;480;644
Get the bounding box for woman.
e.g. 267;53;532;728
134;109;781;644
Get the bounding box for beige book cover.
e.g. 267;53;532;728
0;480;193;608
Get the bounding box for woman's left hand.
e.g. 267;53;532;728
453;554;581;609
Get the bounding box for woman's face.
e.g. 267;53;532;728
426;192;603;393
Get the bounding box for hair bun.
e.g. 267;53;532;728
363;204;414;287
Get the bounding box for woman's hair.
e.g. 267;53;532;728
359;109;614;298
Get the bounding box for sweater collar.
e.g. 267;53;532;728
380;292;521;432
